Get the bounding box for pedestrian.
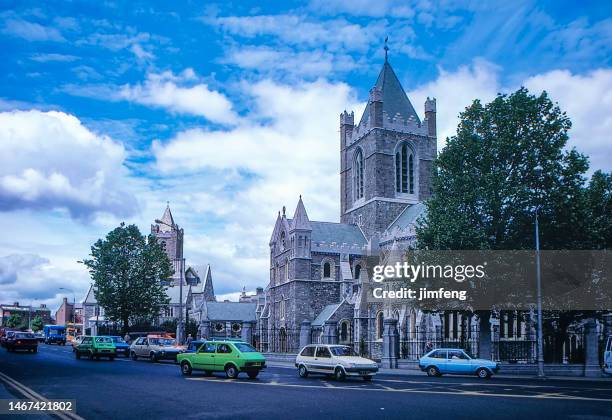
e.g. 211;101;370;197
124;332;131;344
186;334;193;347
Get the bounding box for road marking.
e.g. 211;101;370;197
0;371;84;420
183;376;612;402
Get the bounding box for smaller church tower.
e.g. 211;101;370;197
151;203;185;285
289;196;312;280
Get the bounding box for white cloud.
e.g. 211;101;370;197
0;110;137;220
523;69;612;172
409;60;612;172
119;70;238;124
0;254;48;285
152;78;361;292
309;0;415;18
2;18;65;42
30;53;78;62
408;59;501;148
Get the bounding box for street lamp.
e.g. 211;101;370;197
155;218;186;344
533;167;545;378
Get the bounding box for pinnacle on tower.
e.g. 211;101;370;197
290;195;312;231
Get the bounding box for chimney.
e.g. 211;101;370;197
13;302;19;307
63;297;68;305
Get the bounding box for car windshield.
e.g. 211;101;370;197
15;333;35;339
111;337;125;343
234;343;257;352
149;338;175;346
95;337;112;343
329;346;356;356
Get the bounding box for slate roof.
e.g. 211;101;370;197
205;302;258;322
312;303;341;327
359;61;420;127
385;202;426;232
310;221;366;246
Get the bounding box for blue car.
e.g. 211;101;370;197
109;336;130;357
419;348;500;379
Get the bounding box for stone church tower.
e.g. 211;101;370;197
151;203;185;285
340;56;437;241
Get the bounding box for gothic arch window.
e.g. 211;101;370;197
354;264;361;280
275;263;280;285
339;319;351;343
376;311;384;340
280;296;286;320
321;258;335;280
395;143;415;195
353;148;364;201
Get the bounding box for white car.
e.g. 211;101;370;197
295;344;379;381
604;335;612;376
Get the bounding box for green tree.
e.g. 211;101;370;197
83;223;172;334
30;315;43;332
415;88;610;353
416;88;608;251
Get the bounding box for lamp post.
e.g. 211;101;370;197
155;218;185;344
533;166;545;378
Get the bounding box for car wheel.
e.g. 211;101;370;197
363;375;373;381
150;352;158;363
298;365;308;378
334;367;346;381
247;371;259;379
181;361;192;376
131;351;138;361
225;364;239;379
426;366;440;377
477;368;490;379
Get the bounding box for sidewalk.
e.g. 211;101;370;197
265;361;612;382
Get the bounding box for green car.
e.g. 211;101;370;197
177;340;266;379
75;335;116;361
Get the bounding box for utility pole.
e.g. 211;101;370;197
535;207;545;378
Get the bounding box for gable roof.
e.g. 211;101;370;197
359;61;420;127
385;202;426;232
312;303;341;327
311;221;367;246
205;302;257;322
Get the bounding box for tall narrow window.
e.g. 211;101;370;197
395;143;415;195
323;262;331;278
354;149;364;200
376;312;384;340
285;259;289;281
409;153;414;194
354;264;361;279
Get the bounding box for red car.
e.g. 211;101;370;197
4;332;38;353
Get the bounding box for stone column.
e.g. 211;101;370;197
476;311;492;360
241;321;254;344
299;320;312;350
583;318;601;377
323;320;338;345
199;321;210;340
381;318;399;369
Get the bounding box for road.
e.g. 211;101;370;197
0;344;611;420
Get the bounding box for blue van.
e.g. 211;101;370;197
43;325;66;345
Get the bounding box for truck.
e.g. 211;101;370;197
43;325;66;345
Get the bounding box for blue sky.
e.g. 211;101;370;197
0;0;611;311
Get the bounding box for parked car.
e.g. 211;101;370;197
43;325;66;345
109;336;130;357
177;340;266;379
184;340;206;353
295;344;378;381
419;348;500;379
71;336;83;352
74;336;116;360
4;332;38;353
604;335;612;376
130;335;184;362
34;332;45;342
0;330;16;348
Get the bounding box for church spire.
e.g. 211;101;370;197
159;202;175;232
290;195;312;231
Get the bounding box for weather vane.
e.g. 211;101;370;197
384;36;389;62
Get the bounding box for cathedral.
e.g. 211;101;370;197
258;55;454;360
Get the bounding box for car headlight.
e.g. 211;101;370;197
345;363;355;368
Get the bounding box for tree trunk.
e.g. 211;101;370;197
123;317;129;335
